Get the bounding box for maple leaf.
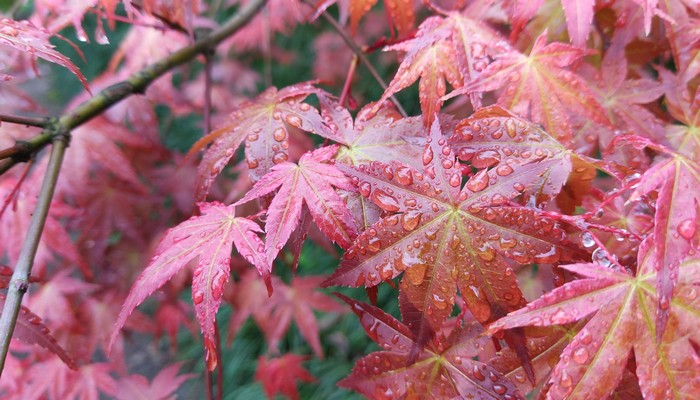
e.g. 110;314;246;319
0;18;89;91
110;202;270;371
227;270;346;358
116;362;195;400
256;354;315;400
374;11;508;125
325;113;578;338
234;145;359;265
1;295;77;370
447;31;612;143
660;70;700;160
311;0;415;37
193;82;331;200
511;0;665;46
317;96;427;170
490;326;574;396
488;240;700;399
336;293;522;399
625;144;700;339
577;48;665;155
22;359;118;400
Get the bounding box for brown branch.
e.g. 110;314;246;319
0;0;268;376
0;0;267;176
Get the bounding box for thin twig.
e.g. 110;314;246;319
0;114;50;128
0;0;268;376
204;52;214;135
315;9;408;117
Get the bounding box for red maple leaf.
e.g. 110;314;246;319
234;145;359;265
325;112;578;336
192;82;332;200
624;141;700;339
116;362;195;400
227;270;346;358
110;202;270;370
256;354;315;400
336;293;522;399
373;10;508;125
0;18;89;91
1;294;77;370
447;31;612;143
489;240;700;399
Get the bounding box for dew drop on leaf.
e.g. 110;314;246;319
493;384;507;395
572;347;588;364
285;114;302;128
371;188;400;212
677;219;696;240
193;291;204;305
422;145;434;165
581;232;595;248
401;211;421;231
466;169;489;192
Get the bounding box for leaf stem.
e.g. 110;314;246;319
0;0;268;376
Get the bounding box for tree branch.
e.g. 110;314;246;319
0;0;267;173
0;0;267;376
0;114;50;128
315;9;408;117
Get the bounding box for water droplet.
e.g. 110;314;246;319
592;248;611;267
396;167;413;186
285;114;302;128
659;295;670;310
496;164;514;176
472;365;485;381
493;384;507;395
358;181;371;197
581;232;595;247
401;211;422;231
193;291;204;305
422;146;434;165
677;219;696;240
449;173;461;187
560;370;573;387
273;127;287;141
272;152;288;164
371;189;400;212
247;158;259;169
472;150;500;168
572;347;588;364
466;169;489;192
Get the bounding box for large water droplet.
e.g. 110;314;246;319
677;219;696;240
396;167;413;186
358;181;371;197
581;232;595;248
285;114;302;128
466;169;489;192
422;145;434;165
560;370;573;387
273;127;287;142
401;211;422;231
371;189;400;212
572;347;588;364
193;291;204;305
493;384;507;395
